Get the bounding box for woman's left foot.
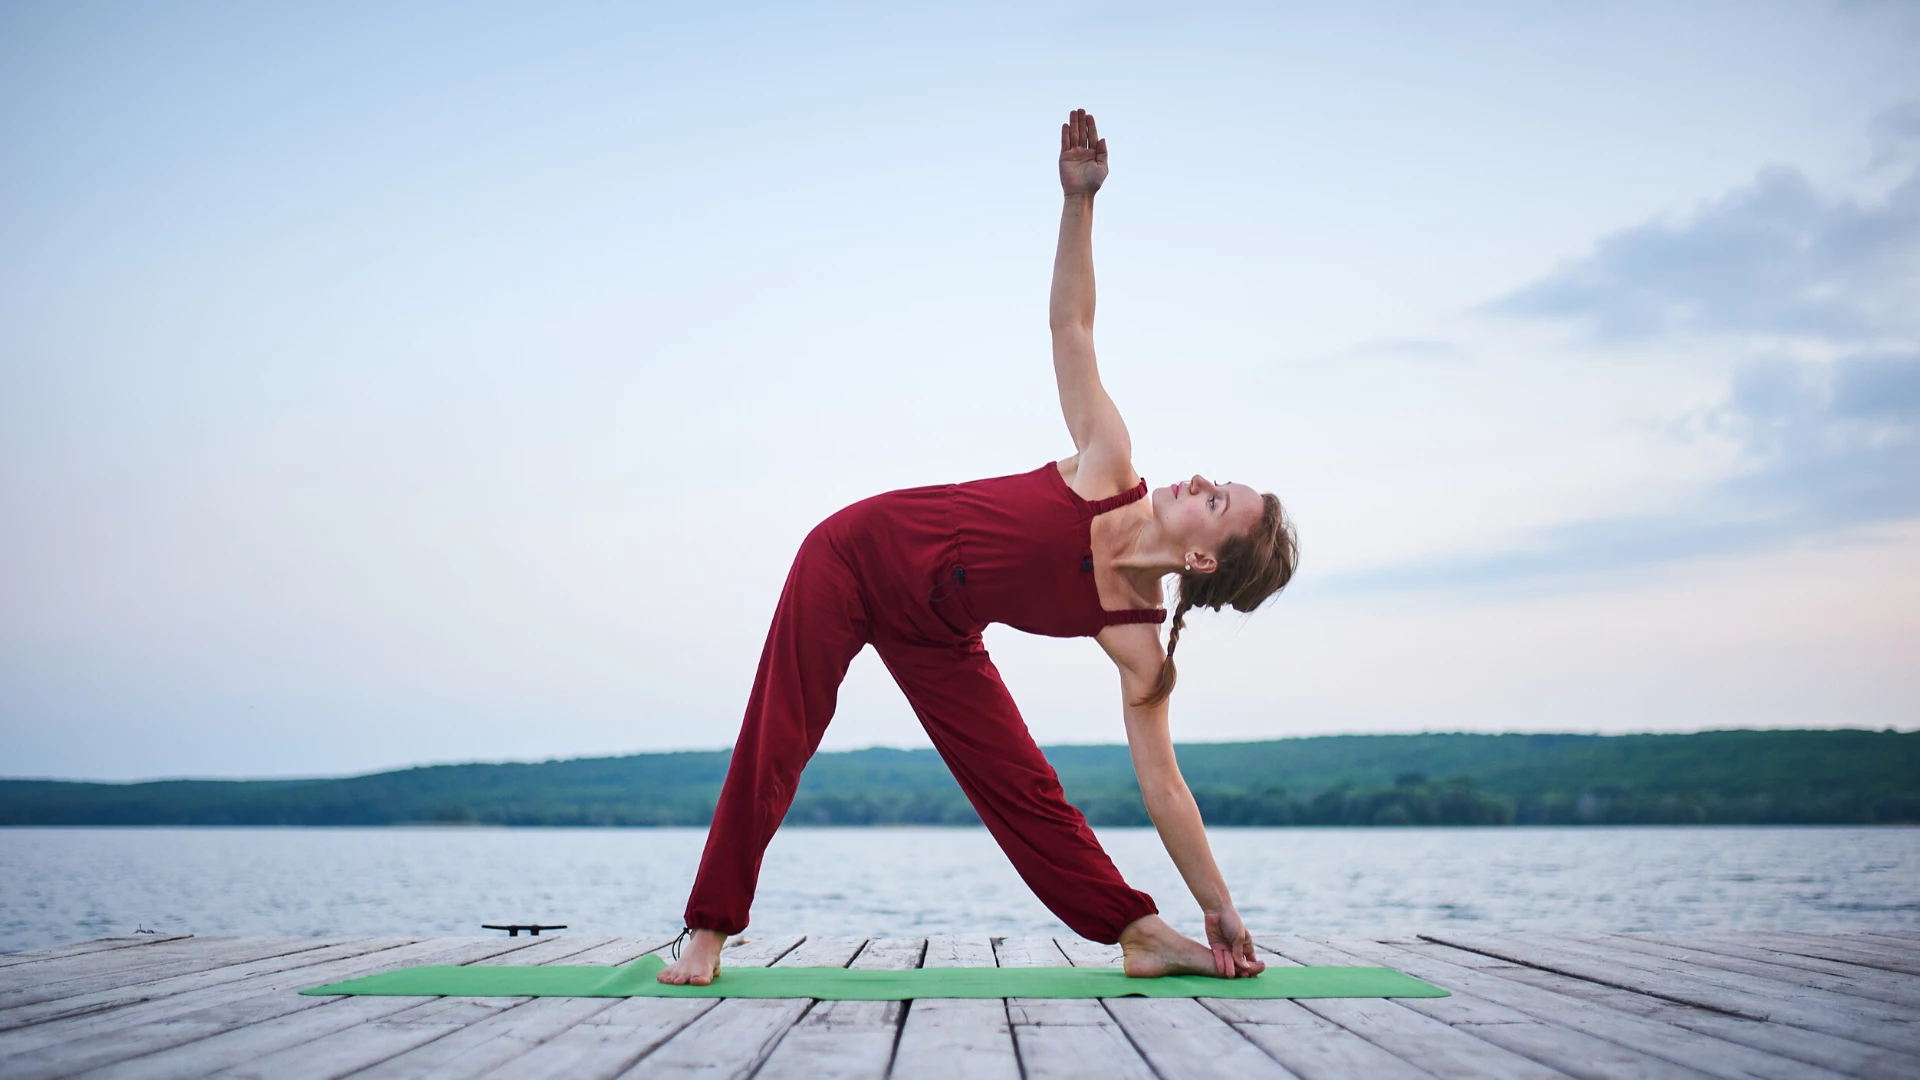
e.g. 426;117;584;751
1118;915;1226;978
656;929;726;985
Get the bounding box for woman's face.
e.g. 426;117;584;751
1150;474;1263;572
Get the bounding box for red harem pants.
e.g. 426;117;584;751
682;524;1158;943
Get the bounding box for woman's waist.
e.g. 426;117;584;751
816;489;963;580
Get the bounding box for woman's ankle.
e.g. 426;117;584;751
1119;914;1170;948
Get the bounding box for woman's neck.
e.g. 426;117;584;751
1111;512;1183;579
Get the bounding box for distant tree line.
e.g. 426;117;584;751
1063;774;1517;827
3;730;1916;827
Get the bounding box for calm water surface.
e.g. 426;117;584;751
2;826;1914;951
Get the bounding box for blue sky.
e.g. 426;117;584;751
3;1;1916;780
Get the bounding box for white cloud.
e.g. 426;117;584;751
1342;138;1920;592
1493;164;1918;345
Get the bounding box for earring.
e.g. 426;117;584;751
1184;562;1192;571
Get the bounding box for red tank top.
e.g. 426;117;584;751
827;461;1167;640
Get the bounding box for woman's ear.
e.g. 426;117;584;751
1185;551;1218;575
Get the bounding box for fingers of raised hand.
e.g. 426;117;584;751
1064;108;1098;151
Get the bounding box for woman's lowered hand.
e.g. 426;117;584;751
1204;905;1267;979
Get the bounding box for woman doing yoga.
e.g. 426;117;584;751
658;109;1299;985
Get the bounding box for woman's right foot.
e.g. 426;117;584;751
656;929;727;985
1118;915;1227;978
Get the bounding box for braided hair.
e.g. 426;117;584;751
1132;492;1298;709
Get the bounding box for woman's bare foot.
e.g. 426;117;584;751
655;929;727;985
1118;915;1228;978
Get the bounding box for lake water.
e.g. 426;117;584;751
2;826;1915;952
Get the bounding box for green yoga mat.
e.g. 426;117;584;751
302;952;1447;1000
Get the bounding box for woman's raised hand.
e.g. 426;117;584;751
1059;108;1108;196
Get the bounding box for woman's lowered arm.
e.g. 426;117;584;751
1098;624;1266;978
1051;109;1131;473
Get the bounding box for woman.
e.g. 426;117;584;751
659;109;1298;985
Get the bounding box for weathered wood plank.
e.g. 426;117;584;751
1202;992;1436;1080
1049;938;1123;968
890;935;1018;1080
0;938;534;1080
1660;935;1920;985
1258;937;1572;1080
470;935;803;1080
624;935;863;1079
1421;933;1920;1056
336;936;682;1080
1294;993;1571;1080
1404;941;1920;1080
1052;935;1297;1080
72;935;611;1080
1736;933;1920;977
1845;932;1920;952
1831;934;1920;965
1583;934;1920;1009
1330;936;1855;1080
203;936;640;1080
0;937;252;989
1274;933;1635;1076
0;936;197;971
469;998;717;1080
998;935;1154;1080
0;937;347;1011
753;937;924;1080
0;938;415;1036
921;936;998;966
1107;996;1307;1080
992;936;1068;968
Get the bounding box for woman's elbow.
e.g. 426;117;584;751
1122;663;1170;709
1050;318;1095;344
1138;777;1193;814
1132;762;1188;802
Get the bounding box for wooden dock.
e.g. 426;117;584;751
1;931;1915;1078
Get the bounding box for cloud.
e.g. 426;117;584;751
1871;100;1920;151
1343;352;1920;592
1722;351;1920;524
1491;164;1919;344
1341;140;1920;592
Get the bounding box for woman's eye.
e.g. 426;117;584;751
1208;496;1217;509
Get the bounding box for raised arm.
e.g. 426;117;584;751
1098;625;1266;978
1051;110;1132;476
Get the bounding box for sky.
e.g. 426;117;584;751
2;1;1916;781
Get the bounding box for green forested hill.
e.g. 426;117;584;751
2;730;1915;827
